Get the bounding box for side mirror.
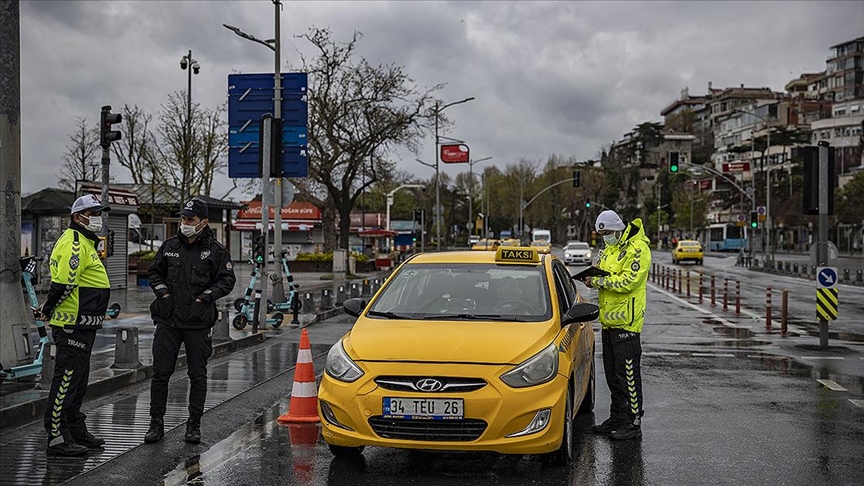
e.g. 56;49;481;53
343;298;367;318
563;302;599;325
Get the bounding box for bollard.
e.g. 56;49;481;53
785;261;791;273
723;278;728;312
672;269;677;293
843;268;850;282
780;289;789;336
111;327;143;369
361;279;372;297
686;271;691;298
698;274;704;304
651;264;655;283
213;310;230;342
710;275;716;307
857;269;863;283
735;280;741;315
320;289;334;310
336;285;347;306
302;292;316;315
678;270;682;294
37;343;57;390
664;267;669;290
793;263;799;274
350;283;360;299
373;278;381;293
801;264;808;276
765;287;773;330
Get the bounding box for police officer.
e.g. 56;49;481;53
37;194;111;456
144;199;236;444
581;210;651;440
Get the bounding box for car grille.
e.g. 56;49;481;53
368;416;487;441
375;376;487;393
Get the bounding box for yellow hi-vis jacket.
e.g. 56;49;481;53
45;225;111;329
590;218;651;333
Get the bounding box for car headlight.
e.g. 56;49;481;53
500;343;558;388
325;338;364;383
585;251;592;258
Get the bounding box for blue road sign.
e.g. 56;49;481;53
227;73;308;179
817;266;838;289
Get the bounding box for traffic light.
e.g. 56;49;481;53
584;197;591;208
100;105;122;148
669;151;679;173
572;170;581;188
749;210;758;229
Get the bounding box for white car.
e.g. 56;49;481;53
563;241;592;265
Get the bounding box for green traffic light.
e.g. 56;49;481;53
670;165;678;173
585;203;591;208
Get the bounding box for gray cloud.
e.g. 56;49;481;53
17;0;864;198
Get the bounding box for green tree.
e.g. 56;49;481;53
837;171;864;224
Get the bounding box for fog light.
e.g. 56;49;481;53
320;401;354;431
506;409;551;438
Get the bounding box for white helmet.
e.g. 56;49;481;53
595;210;625;232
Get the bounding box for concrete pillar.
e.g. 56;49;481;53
301;292;316;315
320;289;333;310
111;327;143;369
349;283;360;299
336;285;347;306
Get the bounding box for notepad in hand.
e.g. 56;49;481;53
572;266;610;279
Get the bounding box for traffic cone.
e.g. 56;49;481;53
278;328;321;423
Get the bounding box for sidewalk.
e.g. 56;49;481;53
0;269;389;429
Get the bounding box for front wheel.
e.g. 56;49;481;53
234;298;246;312
270;312;284;329
541;386;573;467
106;302;121;318
232;314;248;330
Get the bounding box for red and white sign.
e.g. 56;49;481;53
721;162;751;173
236;200;321;220
698;180;712;190
440;144;469;164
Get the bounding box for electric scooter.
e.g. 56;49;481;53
0;257;49;383
263;250;302;315
232;259;284;331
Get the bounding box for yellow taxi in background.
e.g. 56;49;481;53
501;238;522;247
319;247;598;466
672;239;704;265
530;240;552;254
471;238;500;251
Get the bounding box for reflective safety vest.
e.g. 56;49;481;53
48;227;111;329
590;218;651;333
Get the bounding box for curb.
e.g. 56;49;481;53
0;307;344;429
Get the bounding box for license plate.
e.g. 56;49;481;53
383;397;464;419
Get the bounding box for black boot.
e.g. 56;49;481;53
184;419;201;444
144;416;164;444
591;416;626;435
73;431;105;448
610;416;642;440
47;441;88;456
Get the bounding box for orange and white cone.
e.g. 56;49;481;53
278;328;321;423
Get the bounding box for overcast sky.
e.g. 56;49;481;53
17;0;864;200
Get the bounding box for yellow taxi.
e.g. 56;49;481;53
672;239;704;265
319;247;598;466
530;240;552;254
501;238;522;247
470;238;500;251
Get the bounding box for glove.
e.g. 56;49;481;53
197;293;214;304
156;287;171;299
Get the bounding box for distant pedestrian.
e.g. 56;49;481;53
581;210;651;440
37;195;112;456
144;199;236;445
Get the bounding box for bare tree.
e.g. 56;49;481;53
58;117;99;190
292;27;440;252
112;104;154;185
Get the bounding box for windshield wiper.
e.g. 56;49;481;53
366;310;413;320
422;313;507;321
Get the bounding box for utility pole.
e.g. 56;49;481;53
271;0;286;303
0;0;26;367
817;142;830;349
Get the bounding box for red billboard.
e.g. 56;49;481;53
721;162;751;173
440;144;469;163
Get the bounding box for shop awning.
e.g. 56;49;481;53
357;228;398;237
232;220;317;231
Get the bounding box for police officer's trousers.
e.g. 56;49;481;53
44;327;97;446
601;328;644;423
149;325;213;421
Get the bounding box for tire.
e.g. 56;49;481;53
541;385;573;467
234;298;246;312
577;359;595;415
328;444;365;457
270;313;284;329
232;314;248;330
107;302;121;318
698;259;703;265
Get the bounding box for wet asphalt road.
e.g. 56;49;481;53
4;251;863;485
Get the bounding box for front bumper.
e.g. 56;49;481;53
318;362;568;454
564;255;591;264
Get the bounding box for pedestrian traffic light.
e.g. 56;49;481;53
749;210;758;229
584;197;591;208
100;105;122;148
572;170;581;188
669;151;679;173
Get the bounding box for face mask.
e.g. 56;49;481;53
603;233;619;247
81;215;102;233
180;222;202;237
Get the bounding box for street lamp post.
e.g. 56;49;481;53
385;184;424;251
468;156;492;236
432;97;474;251
179;50;199;204
735;108;774;261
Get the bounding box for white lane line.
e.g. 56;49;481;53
801;356;845;360
816;379;848;392
647;282;739;327
692;353;735;358
644;352;680;356
850;399;864;409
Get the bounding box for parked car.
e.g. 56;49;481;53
563;241;592;265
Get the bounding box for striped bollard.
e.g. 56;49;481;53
735;280;741;315
723;278;728;311
766;287;773;330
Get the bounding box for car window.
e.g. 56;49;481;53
368;263;551;321
681;241;701;247
552;262;577;313
566;243;589;250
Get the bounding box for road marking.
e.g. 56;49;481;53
816;379;848;392
850;399;864;409
644;352;680;356
801;356;845;360
647;282;739;327
691;353;735;358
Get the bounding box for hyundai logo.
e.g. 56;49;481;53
415;378;444;392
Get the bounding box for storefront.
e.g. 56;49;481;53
230;200;323;262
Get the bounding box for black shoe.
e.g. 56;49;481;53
144;417;165;444
73;431;105;448
184;421;201;444
47;441;88;456
591;417;625;435
610;421;642;440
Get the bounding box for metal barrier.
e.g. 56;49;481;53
765;287;773;330
111;327;143;369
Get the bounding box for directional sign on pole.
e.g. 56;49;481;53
227;73;308;178
816;267;838;289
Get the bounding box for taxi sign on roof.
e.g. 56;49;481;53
495;247;539;263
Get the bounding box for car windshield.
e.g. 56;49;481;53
680;241;701;247
367;263;551;321
566;243;589;250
